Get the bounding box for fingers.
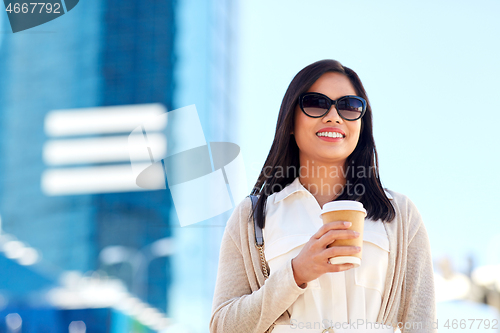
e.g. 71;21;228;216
297;221;359;280
312;221;351;240
326;262;355;273
324;245;361;258
316;229;359;248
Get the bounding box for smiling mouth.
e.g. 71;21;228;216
316;132;345;138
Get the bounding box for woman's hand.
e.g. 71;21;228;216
291;221;360;288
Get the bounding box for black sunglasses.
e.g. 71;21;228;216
299;92;367;121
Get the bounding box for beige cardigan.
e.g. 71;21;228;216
210;190;437;333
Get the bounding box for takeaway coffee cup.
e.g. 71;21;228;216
320;200;367;268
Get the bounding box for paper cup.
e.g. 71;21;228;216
320;200;367;268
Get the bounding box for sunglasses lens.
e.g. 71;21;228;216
337;97;364;120
301;94;330;117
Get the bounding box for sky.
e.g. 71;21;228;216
237;0;500;272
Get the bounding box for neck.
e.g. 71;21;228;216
298;156;347;208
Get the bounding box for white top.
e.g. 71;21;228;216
263;177;393;326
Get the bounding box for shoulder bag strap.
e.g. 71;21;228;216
250;195;264;246
249;195;268;279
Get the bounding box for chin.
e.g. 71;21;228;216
316;153;350;163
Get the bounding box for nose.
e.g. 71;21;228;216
322;105;343;123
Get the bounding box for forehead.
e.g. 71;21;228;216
307;72;357;99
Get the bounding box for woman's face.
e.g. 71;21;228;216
293;72;362;166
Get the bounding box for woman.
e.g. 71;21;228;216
210;60;436;333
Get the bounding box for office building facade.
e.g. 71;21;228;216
0;0;175;312
0;1;238;331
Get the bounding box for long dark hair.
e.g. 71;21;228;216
249;59;395;228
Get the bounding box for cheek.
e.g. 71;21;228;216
349;121;362;145
294;122;318;154
294;110;309;139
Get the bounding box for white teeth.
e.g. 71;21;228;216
317;132;344;138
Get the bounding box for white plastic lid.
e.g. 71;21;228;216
320;200;367;216
328;256;361;268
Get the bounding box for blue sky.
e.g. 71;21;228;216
237;0;500;271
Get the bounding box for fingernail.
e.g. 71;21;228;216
344;222;351;227
354;231;360;236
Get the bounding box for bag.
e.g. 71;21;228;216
250;195;292;330
250;195;269;279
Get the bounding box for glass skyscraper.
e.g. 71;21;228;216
0;0;175;313
0;0;238;331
